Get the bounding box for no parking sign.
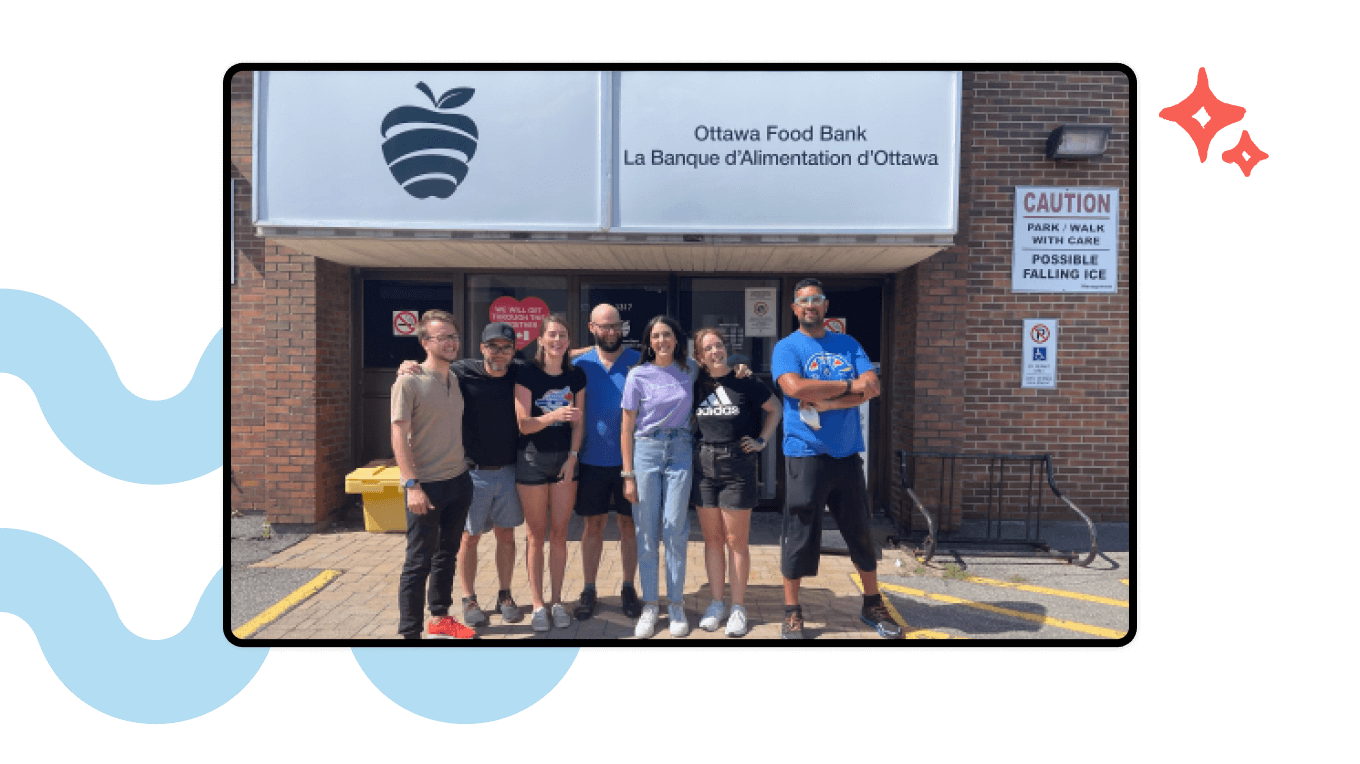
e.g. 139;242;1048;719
1022;318;1057;388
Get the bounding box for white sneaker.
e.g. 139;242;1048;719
725;605;748;637
669;603;690;637
634;603;659;638
531;606;550;632
699;600;726;631
552;603;570;629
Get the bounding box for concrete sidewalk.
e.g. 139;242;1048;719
235;512;1130;641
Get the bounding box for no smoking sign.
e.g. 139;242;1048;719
393;310;418;337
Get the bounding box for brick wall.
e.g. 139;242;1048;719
891;70;1131;525
229;69;355;530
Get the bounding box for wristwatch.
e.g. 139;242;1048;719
619;471;635;479
401;478;419;490
568;450;579;458
755;437;766;448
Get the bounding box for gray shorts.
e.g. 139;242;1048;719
466;466;524;535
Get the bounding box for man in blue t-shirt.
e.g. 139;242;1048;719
570;304;643;620
771;278;902;640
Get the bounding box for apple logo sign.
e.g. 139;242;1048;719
380;83;479;199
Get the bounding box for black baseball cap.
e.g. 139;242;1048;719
481;322;516;344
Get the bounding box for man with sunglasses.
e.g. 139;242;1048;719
398;322;527;629
771;278;902;640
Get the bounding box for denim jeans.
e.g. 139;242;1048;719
398;472;474;636
631;427;693;604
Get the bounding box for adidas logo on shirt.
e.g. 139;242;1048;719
697;387;740;417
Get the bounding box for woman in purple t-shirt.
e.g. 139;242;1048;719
620;315;700;639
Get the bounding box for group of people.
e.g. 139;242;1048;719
389;277;903;640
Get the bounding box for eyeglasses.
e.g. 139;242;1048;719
793;295;827;307
483;343;515;354
427;334;460;344
592;322;623;333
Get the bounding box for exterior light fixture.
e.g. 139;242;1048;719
1045;124;1112;159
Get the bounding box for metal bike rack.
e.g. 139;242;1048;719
889;451;1098;567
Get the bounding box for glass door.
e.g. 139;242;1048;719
577;277;670;353
680;277;782;505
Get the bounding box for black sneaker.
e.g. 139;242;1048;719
781;609;806;640
620;584;642;618
574;588;597;620
860;603;904;639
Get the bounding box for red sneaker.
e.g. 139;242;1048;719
427;616;477;639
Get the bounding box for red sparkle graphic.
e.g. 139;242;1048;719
1222;130;1268;177
1159;68;1246;163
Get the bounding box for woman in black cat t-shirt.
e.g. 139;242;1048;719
514;314;587;633
690;327;781;637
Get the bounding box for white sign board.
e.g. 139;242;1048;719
744;287;777;337
255;71;606;231
1012;186;1119;293
393;310;418;337
1022;318;1057;388
614;71;961;233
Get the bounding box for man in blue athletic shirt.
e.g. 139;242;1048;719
771;278;903;639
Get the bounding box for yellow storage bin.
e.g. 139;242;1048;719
344;465;408;532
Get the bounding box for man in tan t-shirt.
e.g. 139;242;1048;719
391;310;476;640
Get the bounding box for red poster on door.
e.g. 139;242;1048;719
489;296;550;350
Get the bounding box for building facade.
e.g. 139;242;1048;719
229;69;1131;534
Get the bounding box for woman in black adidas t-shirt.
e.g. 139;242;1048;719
690;327;781;637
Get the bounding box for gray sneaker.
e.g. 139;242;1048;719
497;594;523;623
462;597;488;628
552;602;571;629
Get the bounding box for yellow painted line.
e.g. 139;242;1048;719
1120;579;1129;586
963;576;1129;608
233;569;342;639
850;574;962;639
875;581;1126;639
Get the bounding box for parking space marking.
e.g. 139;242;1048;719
962;576;1129;608
850;574;963;639
233;569;341;639
874;581;1127;639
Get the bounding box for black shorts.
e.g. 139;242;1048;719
575;463;634;518
781;454;878;579
695;443;759;509
515;444;578;486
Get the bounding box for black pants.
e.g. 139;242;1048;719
397;472;474;636
780;454;877;579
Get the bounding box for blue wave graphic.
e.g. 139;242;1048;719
0;289;221;484
353;646;578;724
0;529;267;724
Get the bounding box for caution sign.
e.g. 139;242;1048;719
393;310;418;337
1021;318;1057;388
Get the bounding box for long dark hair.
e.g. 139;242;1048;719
634;315;688;369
